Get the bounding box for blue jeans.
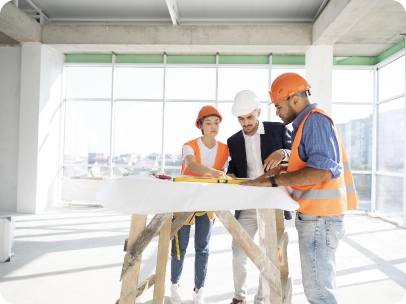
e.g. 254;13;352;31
295;212;345;304
171;213;213;289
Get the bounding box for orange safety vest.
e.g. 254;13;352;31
178;138;229;224
287;108;358;216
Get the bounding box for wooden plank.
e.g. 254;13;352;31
119;214;147;304
121;213;172;281
277;232;289;266
278;231;289;301
257;209;283;304
283;277;292;304
261;209;289;300
153;216;172;304
119;211;192;302
116;274;156;303
137;274;156;297
215;210;282;295
274;211;288;300
275;209;285;241
170;212;193;238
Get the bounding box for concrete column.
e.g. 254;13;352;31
403;35;406;227
17;44;64;213
305;45;333;115
0;46;21;212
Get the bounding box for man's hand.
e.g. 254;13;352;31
263;150;285;171
227;173;236;179
240;177;271;187
257;165;283;179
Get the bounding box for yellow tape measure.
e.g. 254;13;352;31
173;177;249;184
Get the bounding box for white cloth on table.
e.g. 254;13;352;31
96;175;299;215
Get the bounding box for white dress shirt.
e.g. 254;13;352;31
244;121;288;179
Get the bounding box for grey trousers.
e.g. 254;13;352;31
232;209;263;304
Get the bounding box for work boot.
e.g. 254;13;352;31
192;287;205;304
230;298;246;304
170;283;182;304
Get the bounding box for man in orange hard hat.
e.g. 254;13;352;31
242;73;358;304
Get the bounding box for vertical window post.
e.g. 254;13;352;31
268;54;272;121
161;53;167;174
371;66;378;213
58;57;67;203
403;36;406;226
215;52;219;109
109;54;117;180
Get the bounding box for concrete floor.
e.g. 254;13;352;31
0;207;405;304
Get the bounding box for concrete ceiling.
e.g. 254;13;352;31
17;0;325;24
0;0;405;57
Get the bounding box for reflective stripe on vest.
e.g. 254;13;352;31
292;186;346;200
346;184;356;194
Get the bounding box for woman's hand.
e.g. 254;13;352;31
208;169;230;179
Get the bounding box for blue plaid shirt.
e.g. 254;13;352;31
291;103;342;179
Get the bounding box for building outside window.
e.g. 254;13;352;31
61;54;406;222
332;68;374;211
376;56;405;220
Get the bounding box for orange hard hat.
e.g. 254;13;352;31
269;73;311;104
195;105;223;128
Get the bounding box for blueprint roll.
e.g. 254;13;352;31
0;216;14;263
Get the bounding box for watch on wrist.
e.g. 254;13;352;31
269;174;278;187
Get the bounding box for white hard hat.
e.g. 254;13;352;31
231;90;260;116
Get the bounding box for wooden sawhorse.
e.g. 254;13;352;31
117;209;292;304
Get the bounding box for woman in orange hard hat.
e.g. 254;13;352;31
170;105;229;304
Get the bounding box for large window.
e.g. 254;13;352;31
115;67;164;99
378;56;405;101
218;68;268;101
113;102;163;177
376;175;403;219
65;66;112;99
63;66;112;179
332;68;374;208
377;97;404;172
62;62;273;179
376;54;405;220
166;68;216;100
61;53;406;223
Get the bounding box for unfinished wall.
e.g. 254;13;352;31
0;46;21;212
17;44;64;213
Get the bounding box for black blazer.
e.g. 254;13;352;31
226;121;292;219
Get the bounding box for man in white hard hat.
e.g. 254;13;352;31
226;90;292;304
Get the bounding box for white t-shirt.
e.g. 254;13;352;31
183;137;227;170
